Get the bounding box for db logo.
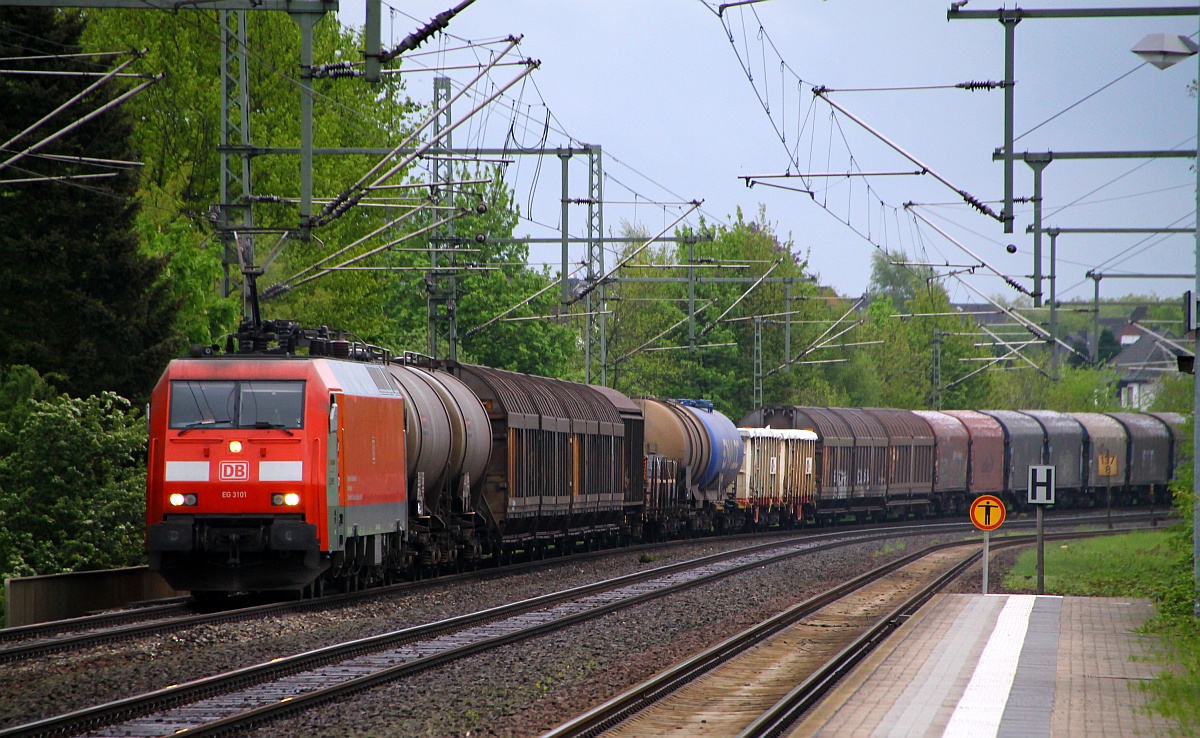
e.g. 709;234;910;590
219;460;250;482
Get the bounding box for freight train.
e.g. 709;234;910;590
145;328;1185;597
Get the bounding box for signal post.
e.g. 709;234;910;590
1028;465;1057;595
969;494;1006;594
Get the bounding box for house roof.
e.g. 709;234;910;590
1112;331;1186;384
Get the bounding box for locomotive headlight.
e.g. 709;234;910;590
228;440;243;453
284;492;301;506
169;493;186;506
169;493;198;507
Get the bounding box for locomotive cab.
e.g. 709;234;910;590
146;356;408;594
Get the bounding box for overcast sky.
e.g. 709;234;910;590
335;1;1197;308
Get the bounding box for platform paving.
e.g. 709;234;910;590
789;595;1175;738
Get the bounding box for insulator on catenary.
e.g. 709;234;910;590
311;62;363;80
956;80;1005;91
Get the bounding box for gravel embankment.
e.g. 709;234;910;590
1;531;989;734
245;534;976;738
0;534;850;728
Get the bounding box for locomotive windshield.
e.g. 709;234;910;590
170;380;305;430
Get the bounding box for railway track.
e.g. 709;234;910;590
2;513;1159;738
0;509;1159;667
0;527;814;664
540;527;1139;738
2;523;971;738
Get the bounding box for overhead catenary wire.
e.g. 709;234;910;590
698;258;784;337
461;261;589;338
607;298;719;367
314;38;534;226
1;77;162;178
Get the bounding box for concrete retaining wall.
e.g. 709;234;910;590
5;567;186;627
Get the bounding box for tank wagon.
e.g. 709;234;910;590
633;397;743;535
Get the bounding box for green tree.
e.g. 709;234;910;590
82;10;424;351
1096;328;1121;364
0;392;147;578
867;249;932;311
606;208;821;420
0;365;59;456
1150;373;1193;414
0;7;181;403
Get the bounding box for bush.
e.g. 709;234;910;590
0;391;147;578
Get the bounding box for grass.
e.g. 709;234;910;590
1001;528;1199;735
870;540;906;558
1002;530;1177;598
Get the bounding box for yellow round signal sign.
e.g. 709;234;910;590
969;494;1006;531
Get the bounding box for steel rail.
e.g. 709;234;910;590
0;528;804;663
0;527;960;738
0;511;1156;665
0;601;191;657
0;599;189;645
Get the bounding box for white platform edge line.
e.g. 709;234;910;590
941;595;1038;738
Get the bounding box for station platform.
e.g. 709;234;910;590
790;594;1174;738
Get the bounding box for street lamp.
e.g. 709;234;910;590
1132;29;1200;618
1133;32;1199;69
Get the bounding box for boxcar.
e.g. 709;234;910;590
1149;412;1188;478
590;384;647;510
910;411;969;509
864;408;934;508
1071;412;1128;496
454;363;627;544
735;428;818;522
980;410;1046;502
1107;412;1173;501
941;410;1005;497
836;408;889;504
1020;410;1084;500
742;406;856;508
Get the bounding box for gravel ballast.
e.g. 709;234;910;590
0;530;1004;734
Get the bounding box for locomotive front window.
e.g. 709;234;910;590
169;380;305;429
239;381;305;429
170;381;236;429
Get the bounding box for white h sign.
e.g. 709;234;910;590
1028;465;1056;505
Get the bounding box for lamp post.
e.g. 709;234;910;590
1132;29;1200;617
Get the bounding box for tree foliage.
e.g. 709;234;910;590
81;9;431;353
0;371;147;579
0;7;181;403
605;209;823;419
867;249;932;311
